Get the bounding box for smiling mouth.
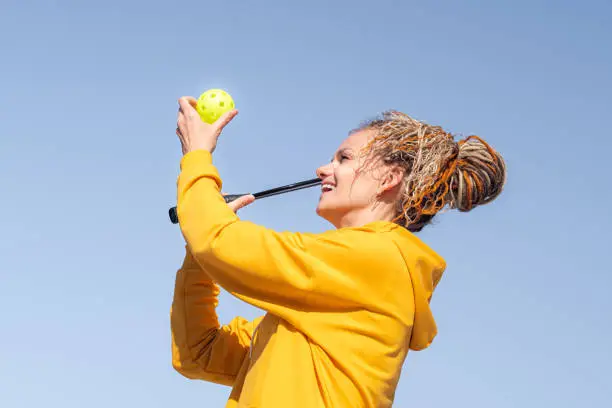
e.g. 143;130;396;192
321;184;336;193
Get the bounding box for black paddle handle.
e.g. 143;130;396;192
168;178;321;224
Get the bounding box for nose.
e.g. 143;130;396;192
316;162;332;180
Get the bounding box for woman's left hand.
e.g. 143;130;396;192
175;96;238;155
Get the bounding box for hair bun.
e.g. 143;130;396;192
449;136;506;212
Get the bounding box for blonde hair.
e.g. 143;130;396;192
356;110;506;232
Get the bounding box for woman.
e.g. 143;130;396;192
171;97;506;407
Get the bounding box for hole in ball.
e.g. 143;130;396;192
220;101;225;107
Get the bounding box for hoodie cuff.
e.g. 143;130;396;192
180;149;213;171
178;149;223;193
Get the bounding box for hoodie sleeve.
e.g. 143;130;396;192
176;150;408;320
170;246;263;385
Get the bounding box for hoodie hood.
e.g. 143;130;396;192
386;224;446;351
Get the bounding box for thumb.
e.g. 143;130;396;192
227;194;255;213
213;109;239;133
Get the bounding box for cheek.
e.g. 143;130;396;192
354;178;378;199
335;166;357;189
342;171;378;201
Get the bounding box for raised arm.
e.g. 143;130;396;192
176;151;416;322
171;246;263;386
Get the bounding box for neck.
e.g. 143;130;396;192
333;202;397;229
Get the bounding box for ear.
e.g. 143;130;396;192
379;166;404;195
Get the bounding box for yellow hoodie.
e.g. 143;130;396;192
171;150;446;407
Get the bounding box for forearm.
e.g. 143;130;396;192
176;150;240;257
170;247;254;385
171;248;223;377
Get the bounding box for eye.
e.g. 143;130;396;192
339;153;350;162
331;150;352;164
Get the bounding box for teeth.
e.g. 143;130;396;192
322;184;336;192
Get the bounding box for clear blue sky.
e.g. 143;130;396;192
1;1;610;406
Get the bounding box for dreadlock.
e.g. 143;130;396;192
355;111;506;232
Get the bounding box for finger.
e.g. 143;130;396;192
227;194;255;213
178;96;198;118
177;96;198;111
213;109;239;133
184;96;198;109
176;107;186;125
176;115;186;137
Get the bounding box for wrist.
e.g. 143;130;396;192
184;145;213;155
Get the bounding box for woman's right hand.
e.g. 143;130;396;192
224;194;255;213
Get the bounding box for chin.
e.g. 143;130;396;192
315;204;326;218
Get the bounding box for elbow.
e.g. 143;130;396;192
171;345;202;380
172;357;235;386
172;359;193;379
171;342;236;386
170;328;207;380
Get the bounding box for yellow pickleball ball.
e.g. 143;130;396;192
196;89;235;124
